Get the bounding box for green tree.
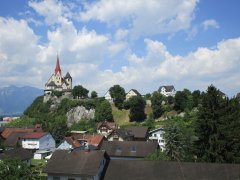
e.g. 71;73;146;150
125;96;146;122
109;85;126;109
174;91;188;112
48;115;69;144
145;150;169;161
192;90;201;108
151;91;164;119
91;91;98;98
0;157;36;179
70;120;96;133
194;85;227;163
144;113;155;130
72;85;89;99
164;123;184;161
145;93;151;100
95;100;113;122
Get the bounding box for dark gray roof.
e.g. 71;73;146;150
100;141;158;158
104;160;240;180
0;148;33;161
64;72;72;79
4;132;27;147
158;85;175;92
125;126;149;139
109;129;134;140
44;150;107;177
128;89;141;96
46;81;57;87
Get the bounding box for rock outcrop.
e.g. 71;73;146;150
66;106;95;127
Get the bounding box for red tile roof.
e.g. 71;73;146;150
65;137;81;148
22;132;48;139
72;134;104;147
1;128;35;139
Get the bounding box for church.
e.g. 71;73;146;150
44;56;72;101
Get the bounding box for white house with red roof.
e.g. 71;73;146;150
22;132;55;151
44;56;72;102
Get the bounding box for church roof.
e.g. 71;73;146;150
64;72;72;79
47;81;57;87
55;55;62;75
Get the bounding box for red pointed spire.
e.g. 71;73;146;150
55;55;62;75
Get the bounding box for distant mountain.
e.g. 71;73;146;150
0;85;43;116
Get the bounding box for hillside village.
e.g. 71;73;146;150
0;57;240;179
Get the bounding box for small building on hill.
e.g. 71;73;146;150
104;90;113;103
22;132;55;151
158;85;176;97
44;56;72;102
107;129;134;141
125;89;141;100
125;126;149;141
97;121;118;137
148;127;165;150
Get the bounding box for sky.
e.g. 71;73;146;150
0;0;240;97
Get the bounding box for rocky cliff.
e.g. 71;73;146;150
66;106;95;127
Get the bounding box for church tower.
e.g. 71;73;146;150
44;55;73;102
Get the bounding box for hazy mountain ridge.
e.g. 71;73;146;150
0;85;43;116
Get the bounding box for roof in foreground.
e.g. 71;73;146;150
104;160;240;180
100;141;158;158
43;150;106;177
0;148;33;161
125;126;149;138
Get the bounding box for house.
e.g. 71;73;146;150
104;160;240;180
148;127;165;150
57;136;81;150
158;85;176;97
0;148;33;166
44;56;72;102
97;121;118;137
22;132;55;151
104;90;113;103
58;134;105;150
125;89;141;100
1;124;43;139
107;129;134;141
43;150;109;180
125;126;149;141
100;141;158;159
3;132;28;148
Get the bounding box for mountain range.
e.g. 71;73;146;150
0;85;43;116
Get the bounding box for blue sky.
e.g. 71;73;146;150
0;0;240;96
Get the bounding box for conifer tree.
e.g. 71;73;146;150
194;85;227;162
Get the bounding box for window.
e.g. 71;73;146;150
53;177;60;180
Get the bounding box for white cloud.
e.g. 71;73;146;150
80;0;198;38
91;37;240;95
28;0;72;25
202;19;220;30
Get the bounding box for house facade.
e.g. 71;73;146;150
107;129;134;141
97;121;118;137
104;90;113;103
148;127;165;150
158;85;176;97
44;56;72;102
22;132;55;151
125;89;141;100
